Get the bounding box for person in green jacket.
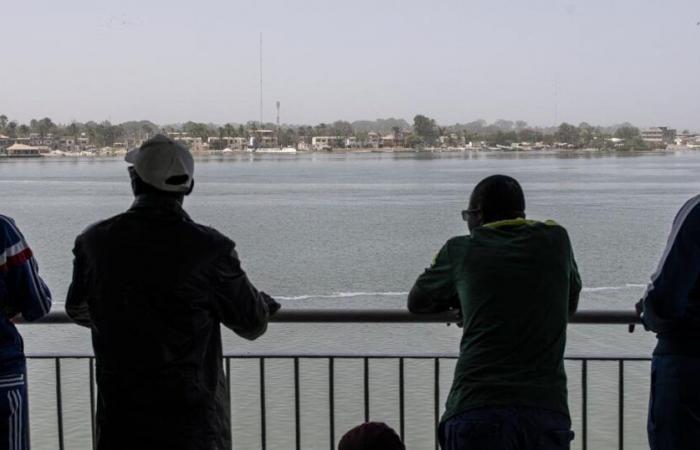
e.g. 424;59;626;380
408;174;581;450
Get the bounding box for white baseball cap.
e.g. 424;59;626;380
125;134;194;193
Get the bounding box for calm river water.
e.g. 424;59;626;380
3;150;698;449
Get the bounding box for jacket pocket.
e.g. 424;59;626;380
450;420;502;449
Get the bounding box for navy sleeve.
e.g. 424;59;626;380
642;197;700;333
0;216;52;321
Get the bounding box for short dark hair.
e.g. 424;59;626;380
470;174;525;222
338;422;405;450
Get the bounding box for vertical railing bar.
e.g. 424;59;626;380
434;358;440;450
89;358;96;450
294;357;301;450
582;360;588;450
364;357;369;423
260;358;266;450
226;357;231;400
329;358;335;450
399;358;405;442
25;361;31;450
619;360;624;450
226;357;232;450
55;358;64;450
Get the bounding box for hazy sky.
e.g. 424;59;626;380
2;0;699;129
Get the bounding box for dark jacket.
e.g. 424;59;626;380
66;195;275;450
642;195;700;356
408;218;581;424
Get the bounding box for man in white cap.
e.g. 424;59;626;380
66;134;280;450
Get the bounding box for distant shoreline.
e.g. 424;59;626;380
1;146;696;160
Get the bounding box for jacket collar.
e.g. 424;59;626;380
482;218;559;229
129;194;192;221
483;217;531;229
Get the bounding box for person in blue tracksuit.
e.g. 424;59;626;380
641;194;700;450
0;215;52;450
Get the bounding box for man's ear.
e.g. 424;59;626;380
185;180;195;196
128;167;138;196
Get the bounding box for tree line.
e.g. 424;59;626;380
0;113;662;150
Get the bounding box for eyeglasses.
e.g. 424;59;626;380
461;209;481;222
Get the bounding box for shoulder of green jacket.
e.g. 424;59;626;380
482;218;561;229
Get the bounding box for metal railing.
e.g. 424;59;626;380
20;308;642;325
20;309;644;450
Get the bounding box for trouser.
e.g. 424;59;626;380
648;355;700;450
0;369;29;450
439;406;573;450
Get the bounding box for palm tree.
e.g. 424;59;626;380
7;122;18;138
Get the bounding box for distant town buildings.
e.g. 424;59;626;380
0;119;699;157
6;143;44;156
207;136;247;150
311;136;339;151
641;127;677;144
0;134;11;150
249;130;277;149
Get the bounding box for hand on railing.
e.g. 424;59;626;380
262;292;281;316
447;308;463;328
629;298;644;333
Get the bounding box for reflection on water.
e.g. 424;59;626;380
4;150;698;448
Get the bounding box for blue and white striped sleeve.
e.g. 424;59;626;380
642;196;700;332
0;216;52;321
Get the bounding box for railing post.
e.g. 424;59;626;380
294;357;300;450
329;358;335;450
582;360;587;450
619;360;624;450
399;358;405;442
260;358;266;450
434;358;440;450
55;358;64;450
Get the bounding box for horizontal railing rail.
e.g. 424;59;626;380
17;308;641;325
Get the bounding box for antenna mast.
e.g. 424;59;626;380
276;100;281;147
259;32;263;127
554;78;559;126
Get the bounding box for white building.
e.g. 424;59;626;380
208;136;247;150
641;127;676;144
6;143;42;156
311;136;340;151
248;130;277;149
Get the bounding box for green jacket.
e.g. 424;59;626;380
408;218;581;423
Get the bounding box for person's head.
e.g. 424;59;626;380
338;422;405;450
125;134;195;202
462;174;525;231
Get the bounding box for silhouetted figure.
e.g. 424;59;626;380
408;175;581;450
66;135;280;450
338;422;405;450
0;215;52;450
641;194;700;450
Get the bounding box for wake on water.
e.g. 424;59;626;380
51;284;648;305
273;284;647;301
